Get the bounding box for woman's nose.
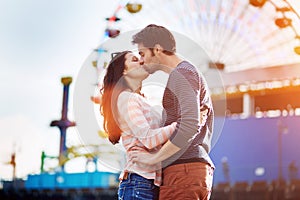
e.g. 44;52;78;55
139;59;144;65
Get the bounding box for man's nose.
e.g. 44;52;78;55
139;59;144;65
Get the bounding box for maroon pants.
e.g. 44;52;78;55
159;162;214;200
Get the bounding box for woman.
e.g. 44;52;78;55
100;51;177;200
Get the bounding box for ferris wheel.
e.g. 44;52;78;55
95;0;300;73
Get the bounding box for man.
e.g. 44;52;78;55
130;24;215;200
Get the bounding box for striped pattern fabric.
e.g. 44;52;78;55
162;61;215;168
117;91;176;186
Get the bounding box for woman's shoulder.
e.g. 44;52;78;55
118;91;144;104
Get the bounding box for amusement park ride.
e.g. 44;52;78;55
25;76;120;190
49;77;76;171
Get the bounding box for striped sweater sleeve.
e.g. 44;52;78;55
117;91;176;149
167;68;200;148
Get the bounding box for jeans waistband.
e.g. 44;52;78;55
123;172;154;182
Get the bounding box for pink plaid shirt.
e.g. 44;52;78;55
117;91;176;186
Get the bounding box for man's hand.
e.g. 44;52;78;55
129;147;158;165
200;105;209;126
129;140;180;166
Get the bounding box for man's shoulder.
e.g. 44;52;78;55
170;61;199;80
177;61;197;71
172;61;198;76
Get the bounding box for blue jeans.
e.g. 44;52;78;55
118;173;159;200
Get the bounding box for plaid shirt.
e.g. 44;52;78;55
117;91;176;186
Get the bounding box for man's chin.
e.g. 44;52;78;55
144;69;155;74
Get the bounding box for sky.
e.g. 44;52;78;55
0;0;120;180
0;0;300;181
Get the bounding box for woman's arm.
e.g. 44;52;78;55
118;92;176;149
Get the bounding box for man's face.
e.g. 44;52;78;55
138;43;160;74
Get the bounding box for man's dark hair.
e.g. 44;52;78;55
132;24;176;55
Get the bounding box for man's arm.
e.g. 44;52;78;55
167;68;200;149
130;140;180;165
129;66;208;165
129;108;208;165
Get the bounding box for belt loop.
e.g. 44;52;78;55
185;164;188;174
124;171;128;180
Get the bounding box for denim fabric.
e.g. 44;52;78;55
118;173;159;200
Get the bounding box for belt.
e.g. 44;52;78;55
123;171;129;180
123;172;138;180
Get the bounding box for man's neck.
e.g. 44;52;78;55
162;54;183;72
159;64;173;74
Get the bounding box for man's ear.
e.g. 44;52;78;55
154;44;163;55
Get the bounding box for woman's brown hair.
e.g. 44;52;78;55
100;51;131;144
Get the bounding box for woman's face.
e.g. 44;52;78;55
123;52;149;80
